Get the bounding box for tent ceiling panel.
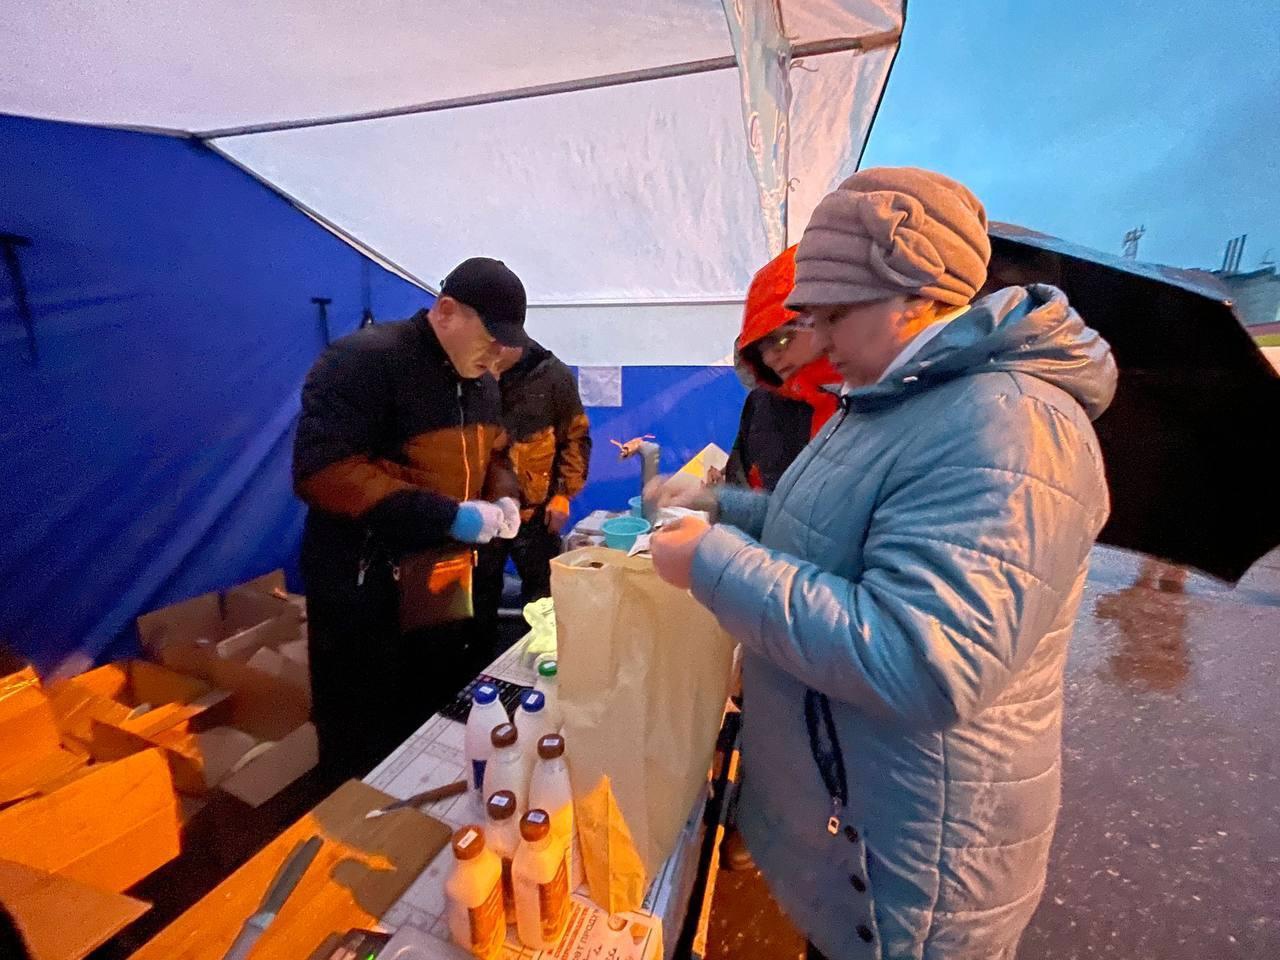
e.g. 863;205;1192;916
6;1;734;131
215;69;773;302
780;0;900;43
787;44;896;240
4;2;901;135
527;302;744;367
4;0;904;331
213;38;895;304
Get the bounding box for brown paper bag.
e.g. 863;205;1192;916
550;546;735;913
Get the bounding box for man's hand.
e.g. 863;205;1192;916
496;497;522;539
545;494;571;534
450;501;506;544
650;516;712;590
643;473;720;516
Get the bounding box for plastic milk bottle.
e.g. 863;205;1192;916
512;809;570;949
528;733;580;888
445;825;505;959
514;690;556;780
465;683;509;799
485;790;521;921
533;658;563;730
482;722;528;815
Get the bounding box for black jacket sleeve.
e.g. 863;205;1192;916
725;392;755;487
551;363;592;499
293;336;459;550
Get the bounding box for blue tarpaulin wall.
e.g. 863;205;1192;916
0;113;745;674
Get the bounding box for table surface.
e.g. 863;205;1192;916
363;640;704;959
129;620;707;960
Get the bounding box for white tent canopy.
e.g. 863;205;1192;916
4;1;903;365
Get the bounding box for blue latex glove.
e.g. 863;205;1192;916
450;501;505;544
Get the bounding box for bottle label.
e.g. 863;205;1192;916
471;759;487;791
538;857;570;942
468;879;505;956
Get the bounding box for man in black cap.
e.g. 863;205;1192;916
294;257;529;781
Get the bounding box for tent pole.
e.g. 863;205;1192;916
1;233;37;365
198;30;901;140
311;297;333;346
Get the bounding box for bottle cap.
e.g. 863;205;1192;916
491;722;518;748
473;682;499;706
520;809;552;842
537;659;558;679
486;790;517;821
519;690;546;714
537;733;565;760
452;825;486;860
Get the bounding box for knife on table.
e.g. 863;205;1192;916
364;778;468;819
220;834;324;960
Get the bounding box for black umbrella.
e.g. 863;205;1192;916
987;222;1280;583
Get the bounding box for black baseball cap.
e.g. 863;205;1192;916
439;257;529;348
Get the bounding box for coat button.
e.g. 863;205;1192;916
844;825;859;843
849;874;866;893
857;925;874;943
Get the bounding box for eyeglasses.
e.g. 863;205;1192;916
759;325;805;352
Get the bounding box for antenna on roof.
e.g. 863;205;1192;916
1220;235;1247;274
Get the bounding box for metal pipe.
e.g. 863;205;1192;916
637;442;661;522
198;30;901;140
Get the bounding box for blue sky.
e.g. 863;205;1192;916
862;0;1279;272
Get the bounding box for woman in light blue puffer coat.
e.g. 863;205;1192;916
651;168;1117;959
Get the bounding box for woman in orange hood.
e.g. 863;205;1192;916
725;245;843;490
719;245;845;872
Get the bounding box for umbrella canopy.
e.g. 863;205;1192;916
988;222;1280;582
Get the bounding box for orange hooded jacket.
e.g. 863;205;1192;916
730;246;843;488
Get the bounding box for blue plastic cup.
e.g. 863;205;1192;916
601;515;651;551
628;495;644;517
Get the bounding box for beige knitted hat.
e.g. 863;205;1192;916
787;167;991;308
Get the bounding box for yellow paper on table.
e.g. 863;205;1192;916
676;443;729;481
550;547;735;913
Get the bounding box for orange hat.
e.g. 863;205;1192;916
736;245;799;364
734;245;842;438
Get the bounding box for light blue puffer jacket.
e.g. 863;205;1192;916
690;286;1116;959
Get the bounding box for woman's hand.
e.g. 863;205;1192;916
650;516;712;589
643;473;720;516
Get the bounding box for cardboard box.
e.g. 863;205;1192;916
215;721;319;807
44;660;234;795
134;571;316;803
0;747;180;893
0;667;62;767
0;668;90;808
0;858;149;960
137;570;310;736
47;660;228;744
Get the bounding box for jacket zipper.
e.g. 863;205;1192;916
457;381;478;568
797;396;853;836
